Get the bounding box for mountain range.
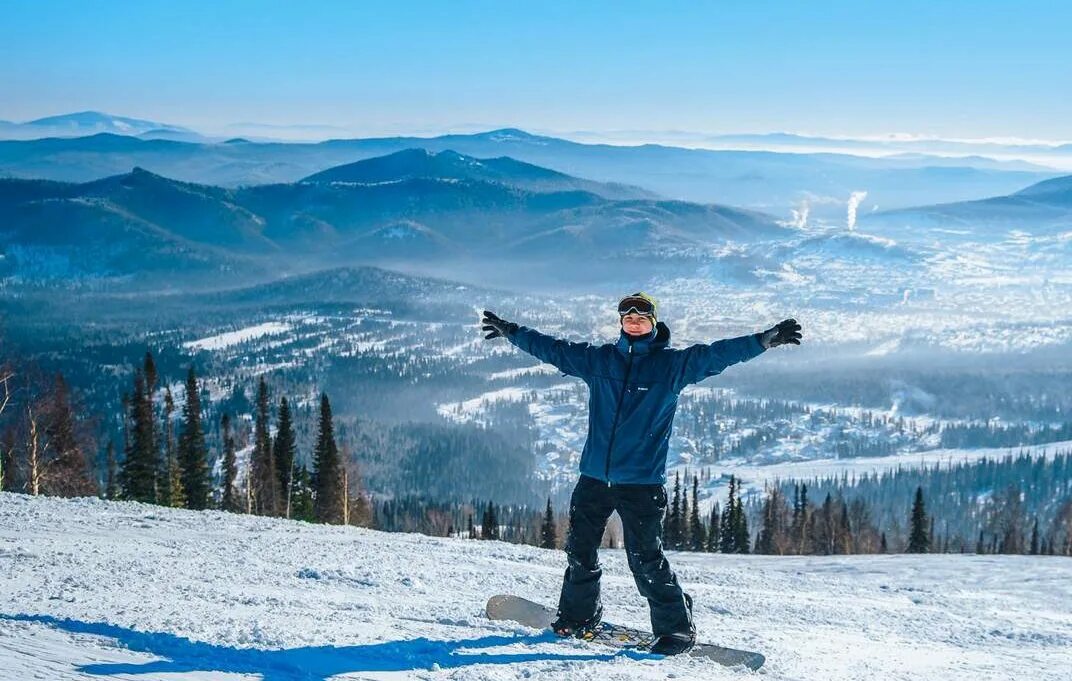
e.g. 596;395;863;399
862;172;1072;236
0;149;786;287
0;123;1058;220
0;111;201;142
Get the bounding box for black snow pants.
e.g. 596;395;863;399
556;474;693;637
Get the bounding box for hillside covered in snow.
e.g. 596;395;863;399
2;493;1070;681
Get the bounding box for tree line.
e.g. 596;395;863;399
4;348;1070;558
766;451;1072;556
2;351;364;526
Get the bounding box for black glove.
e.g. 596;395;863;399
481;310;519;340
759;318;802;349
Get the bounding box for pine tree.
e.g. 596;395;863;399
668;472;682;550
791;483;811;554
880;532;888;553
706;502;721;552
720;476;737;553
105;439;118;499
220;413;241;512
757;487;787;554
166;444;185;508
143;352;160;502
120;370;157;502
689;474;706;551
837;501;853;554
734;486;750;554
1029;518;1039;555
467;514;475;539
289;464;316;522
907;486;930;553
482;501;499;540
679;472;690;550
251;376;280;516
42;373;97;497
313;392;343;524
162;387;184;508
177;366;210;510
273;396;297;518
540;498;557;549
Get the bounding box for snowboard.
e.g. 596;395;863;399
485;594;765;671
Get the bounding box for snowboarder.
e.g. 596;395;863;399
481;293;801;655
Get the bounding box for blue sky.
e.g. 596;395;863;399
2;0;1070;140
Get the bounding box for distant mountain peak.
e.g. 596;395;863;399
301;148;561;186
475;128;545;142
1012;173;1072;198
8;111;194;140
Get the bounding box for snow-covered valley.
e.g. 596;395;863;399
2;493;1070;681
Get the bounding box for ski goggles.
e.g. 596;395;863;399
617;296;656;317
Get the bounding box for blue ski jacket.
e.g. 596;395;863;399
506;321;767;485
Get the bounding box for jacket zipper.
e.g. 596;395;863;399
604;343;634;485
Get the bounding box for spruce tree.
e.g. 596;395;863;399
177;366;211;510
163;387;184;508
680;476;690;550
143;352;161;502
467;514;475;539
669;472;682;550
1030;518;1039;555
907;486;930;553
120;370;157;503
289;464;316;522
167;444;185;508
220;413;241;512
757;487;778;554
540;498;557;549
837;501;853;554
105;439;118;499
313;392;343;524
720;476;737;553
482;501;499;540
733;486;750;554
689;474;706;551
706;502;721;552
43;373;97;497
794;483;810;554
274;396;297;518
880;532;888;554
251;376;280;516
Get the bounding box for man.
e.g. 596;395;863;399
481;293;801;655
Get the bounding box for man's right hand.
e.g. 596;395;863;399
482;310;519;340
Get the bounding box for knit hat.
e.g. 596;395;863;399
618;291;658;326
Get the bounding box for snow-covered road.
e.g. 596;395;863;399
2;493;1070;680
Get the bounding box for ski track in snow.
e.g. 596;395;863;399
2;494;1071;681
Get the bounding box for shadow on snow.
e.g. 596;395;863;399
4;612;650;680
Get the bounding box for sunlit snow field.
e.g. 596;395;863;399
2;493;1070;681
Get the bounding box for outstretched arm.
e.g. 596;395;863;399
482;310;596;379
672;318;802;389
672;333;767;388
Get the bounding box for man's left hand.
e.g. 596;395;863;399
760;318;802;348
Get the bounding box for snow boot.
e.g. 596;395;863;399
649;593;695;655
551;603;603;640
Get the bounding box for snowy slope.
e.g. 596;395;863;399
2;494;1071;681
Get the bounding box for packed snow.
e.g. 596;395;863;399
183;323;295;351
2;493;1070;681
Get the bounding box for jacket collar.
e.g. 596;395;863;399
616;321;671;356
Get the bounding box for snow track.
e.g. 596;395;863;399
2;493;1070;680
